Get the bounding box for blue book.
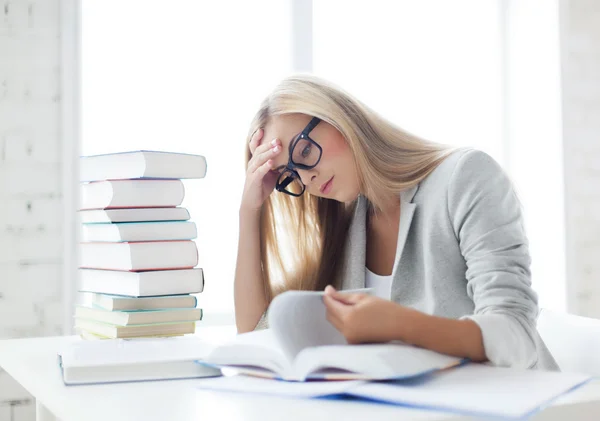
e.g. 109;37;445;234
195;364;591;419
75;305;202;325
79;207;191;224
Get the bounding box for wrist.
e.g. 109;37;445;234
393;310;487;361
394;306;428;345
239;206;262;220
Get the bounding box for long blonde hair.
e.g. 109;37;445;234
245;74;454;302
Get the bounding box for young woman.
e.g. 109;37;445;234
234;74;558;370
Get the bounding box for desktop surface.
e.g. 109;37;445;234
0;327;599;421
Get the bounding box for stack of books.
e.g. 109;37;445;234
75;150;208;339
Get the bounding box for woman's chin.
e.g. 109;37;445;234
338;189;360;203
312;187;358;203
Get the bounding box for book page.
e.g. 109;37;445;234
204;330;290;376
268;289;372;362
291;342;463;381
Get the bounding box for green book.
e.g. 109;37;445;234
75;305;202;326
90;293;198;311
74;319;197;339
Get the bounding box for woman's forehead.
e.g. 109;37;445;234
263;114;312;145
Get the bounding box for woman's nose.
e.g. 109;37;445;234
296;168;316;186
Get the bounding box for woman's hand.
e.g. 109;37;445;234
324;286;487;361
240;128;283;213
323;285;418;344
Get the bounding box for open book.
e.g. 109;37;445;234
202;290;463;381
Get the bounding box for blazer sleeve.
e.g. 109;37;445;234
447;149;539;368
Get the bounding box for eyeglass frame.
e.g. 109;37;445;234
274;117;323;197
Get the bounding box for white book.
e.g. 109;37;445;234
79;207;190;223
89;293;198;311
81;221;197;242
75;306;202;326
74;319;196;339
58;336;219;385
80;150;207;182
80;179;184;210
79;241;198;271
201;291;462;381
79;268;204;296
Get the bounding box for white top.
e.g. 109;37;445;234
365;210;402;301
365;267;393;300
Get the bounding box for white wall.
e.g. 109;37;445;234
560;0;600;317
0;0;62;419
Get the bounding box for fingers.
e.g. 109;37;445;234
323;294;350;319
324;285;361;305
256;159;275;177
248;128;264;155
248;130;275;158
339;293;364;304
247;139;281;174
252;137;279;157
325;285;346;301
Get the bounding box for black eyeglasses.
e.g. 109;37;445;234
274;117;322;197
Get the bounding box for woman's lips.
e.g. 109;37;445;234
320;176;334;194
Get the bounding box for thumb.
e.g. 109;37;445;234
324;285;356;305
324;285;337;294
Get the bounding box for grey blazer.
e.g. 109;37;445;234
256;148;559;370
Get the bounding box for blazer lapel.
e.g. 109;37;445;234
391;185;419;297
340;196;368;290
340;185;419;294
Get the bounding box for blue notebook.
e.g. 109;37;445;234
195;363;592;419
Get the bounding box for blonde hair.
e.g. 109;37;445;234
246;74;454;302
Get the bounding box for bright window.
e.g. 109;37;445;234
313;0;504;160
81;1;292;319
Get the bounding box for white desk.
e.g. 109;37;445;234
1;327;600;421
